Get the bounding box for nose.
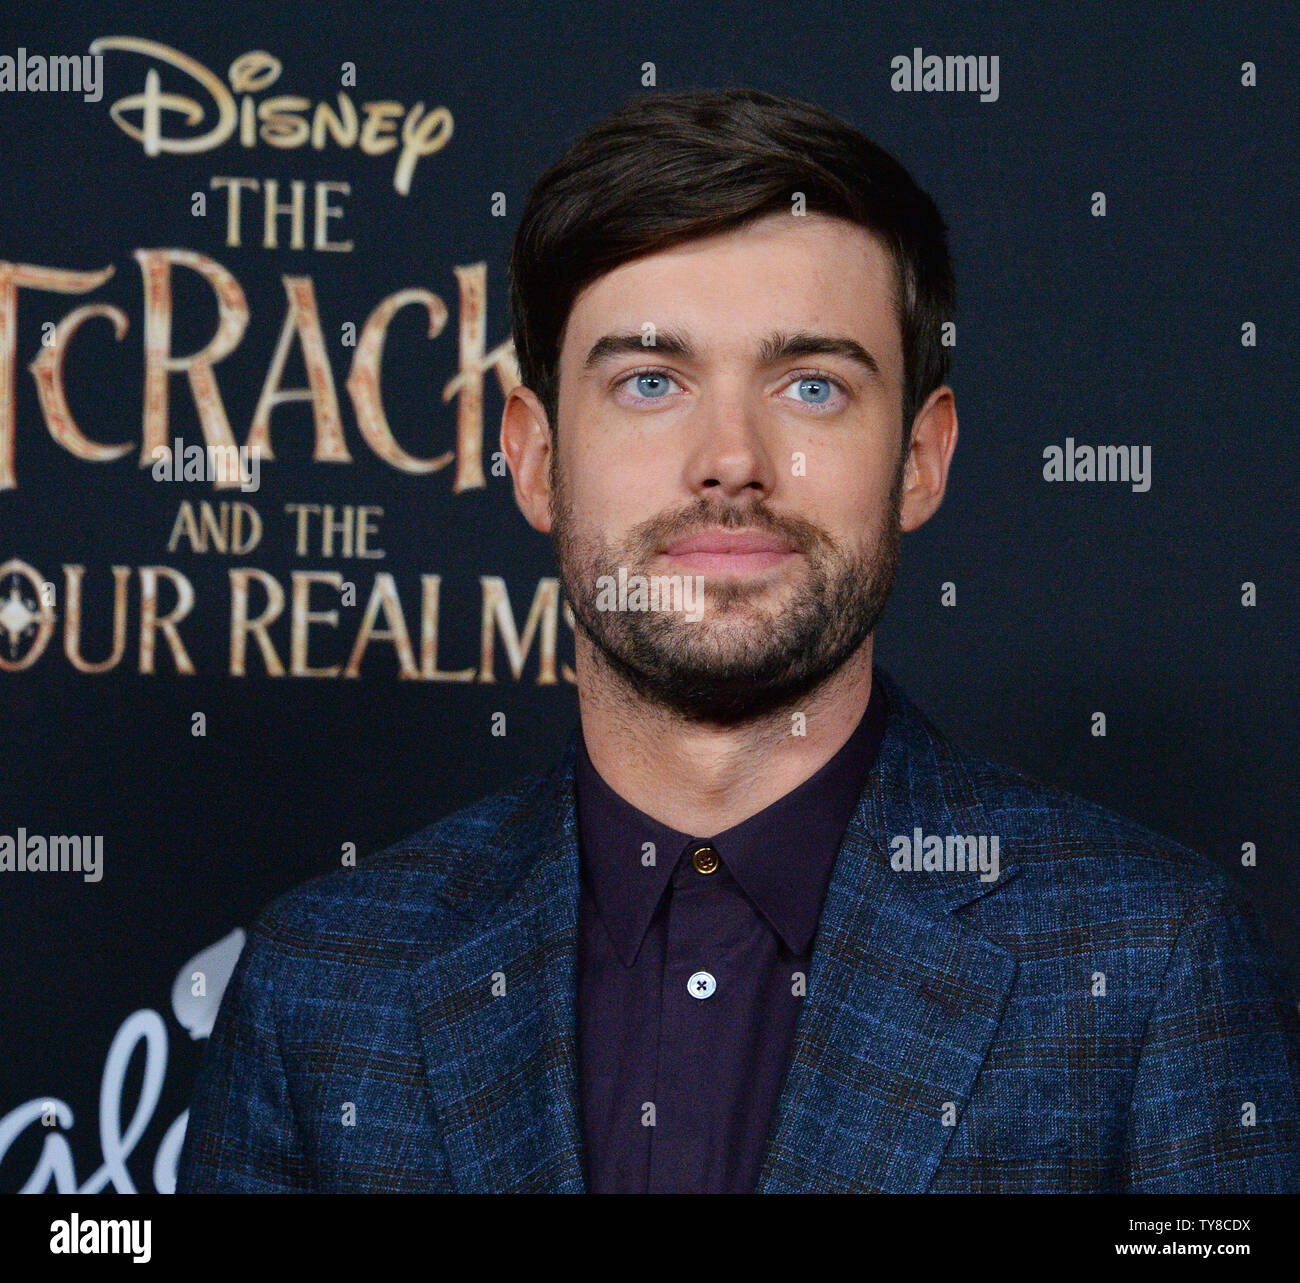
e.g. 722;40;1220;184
683;398;779;501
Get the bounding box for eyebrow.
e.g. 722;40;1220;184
582;329;883;382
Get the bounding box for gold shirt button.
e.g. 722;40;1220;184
691;844;720;875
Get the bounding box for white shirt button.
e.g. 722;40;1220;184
687;970;716;999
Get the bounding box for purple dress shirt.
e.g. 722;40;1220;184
573;678;888;1193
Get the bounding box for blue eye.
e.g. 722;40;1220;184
781;372;847;410
631;371;673;399
794;377;832;404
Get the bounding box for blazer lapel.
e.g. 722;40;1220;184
756;669;1021;1192
408;743;587;1192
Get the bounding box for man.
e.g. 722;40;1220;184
177;88;1300;1194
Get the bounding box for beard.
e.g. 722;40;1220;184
550;451;904;726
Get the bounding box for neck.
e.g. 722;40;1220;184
574;633;875;835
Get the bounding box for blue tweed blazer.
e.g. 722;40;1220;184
176;667;1300;1193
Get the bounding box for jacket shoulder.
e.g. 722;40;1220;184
245;757;563;957
950;736;1249;922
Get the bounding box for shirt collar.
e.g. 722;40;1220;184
575;678;888;965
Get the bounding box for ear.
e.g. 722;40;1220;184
500;385;555;534
898;386;958;533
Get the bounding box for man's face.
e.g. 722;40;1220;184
549;211;907;724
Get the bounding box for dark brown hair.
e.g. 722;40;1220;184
508;87;956;447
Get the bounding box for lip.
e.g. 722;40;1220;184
661;550;796;575
659;528;798;575
662;530;796;556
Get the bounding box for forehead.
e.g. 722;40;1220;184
561;211;901;369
